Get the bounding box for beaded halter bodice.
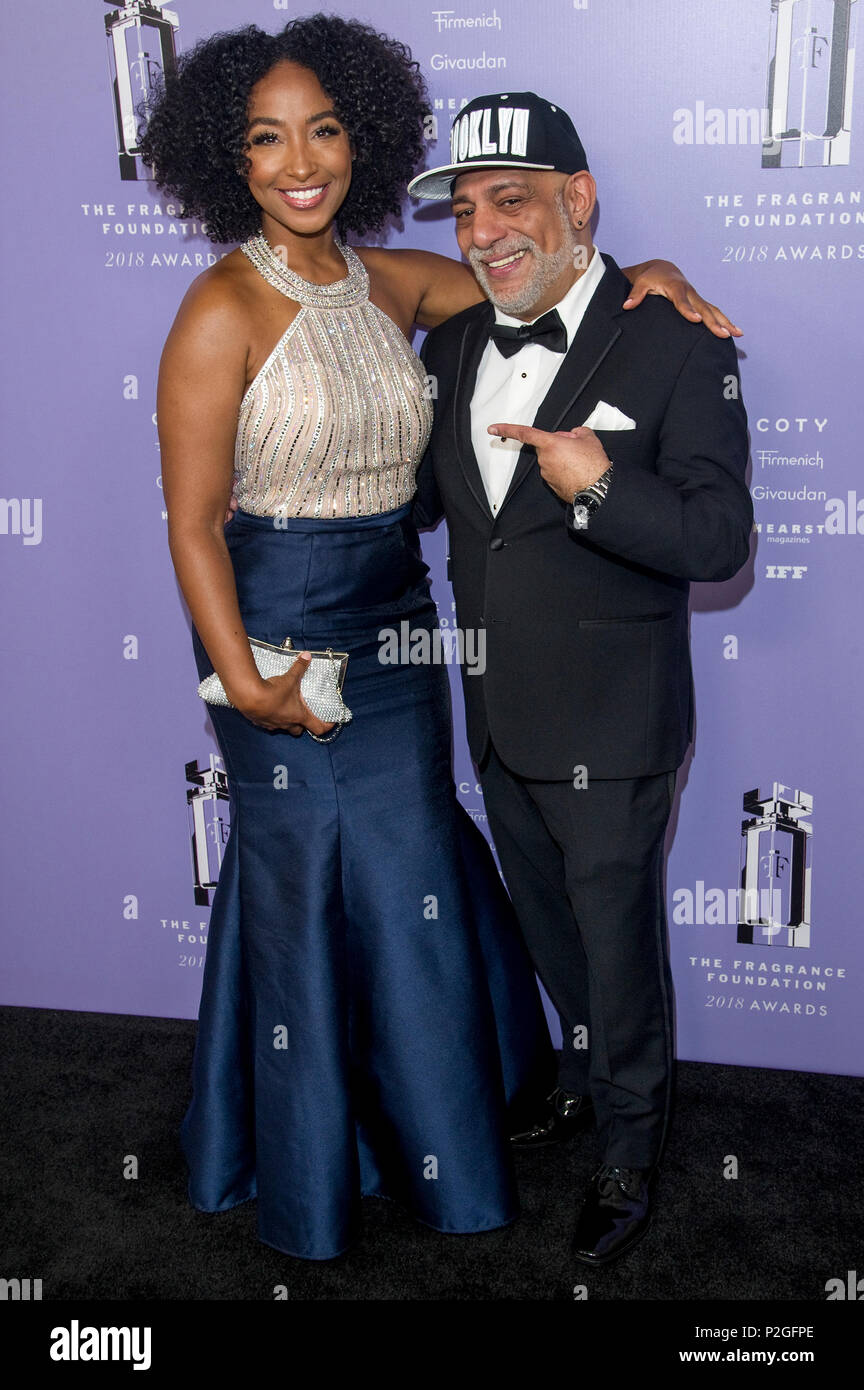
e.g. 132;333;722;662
234;234;432;519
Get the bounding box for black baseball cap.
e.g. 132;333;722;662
408;91;589;201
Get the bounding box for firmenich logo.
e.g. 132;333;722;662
49;1322;151;1371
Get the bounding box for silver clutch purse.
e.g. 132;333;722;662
197;636;352;741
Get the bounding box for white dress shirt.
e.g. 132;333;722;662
470;246;606;514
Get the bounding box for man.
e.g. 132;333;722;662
408;92;752;1264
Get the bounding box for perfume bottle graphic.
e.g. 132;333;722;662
763;0;858;167
186;756;230;907
737;784;813;948
103;2;181;180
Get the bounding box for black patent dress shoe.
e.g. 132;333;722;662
572;1164;654;1265
510;1088;594;1148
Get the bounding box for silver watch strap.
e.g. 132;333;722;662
577;462;614;507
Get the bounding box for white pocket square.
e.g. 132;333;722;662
580;401;636;431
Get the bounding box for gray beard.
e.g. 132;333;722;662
468;194;579;316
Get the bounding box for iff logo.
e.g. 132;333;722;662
765;564;808;578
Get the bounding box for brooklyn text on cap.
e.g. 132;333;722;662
407;91;588;201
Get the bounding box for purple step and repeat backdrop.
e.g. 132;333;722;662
1;0;861;1076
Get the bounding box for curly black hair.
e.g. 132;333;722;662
137;14;429;244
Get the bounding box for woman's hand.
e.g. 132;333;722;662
621;259;742;338
223;471;240;526
236;654;336;738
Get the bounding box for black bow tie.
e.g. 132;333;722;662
489;308;567;358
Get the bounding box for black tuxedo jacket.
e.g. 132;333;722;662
413;254;753;780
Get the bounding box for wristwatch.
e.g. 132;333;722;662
568;463;614;531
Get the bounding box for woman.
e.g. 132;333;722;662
143;14;739;1261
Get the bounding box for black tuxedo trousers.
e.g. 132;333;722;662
481;746;676;1167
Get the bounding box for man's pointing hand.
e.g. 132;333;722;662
488;423;611;502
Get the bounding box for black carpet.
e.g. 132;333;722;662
1;1003;862;1303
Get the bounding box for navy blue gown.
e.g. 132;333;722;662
179;236;552;1260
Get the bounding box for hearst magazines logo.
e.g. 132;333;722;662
752;490;864;548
